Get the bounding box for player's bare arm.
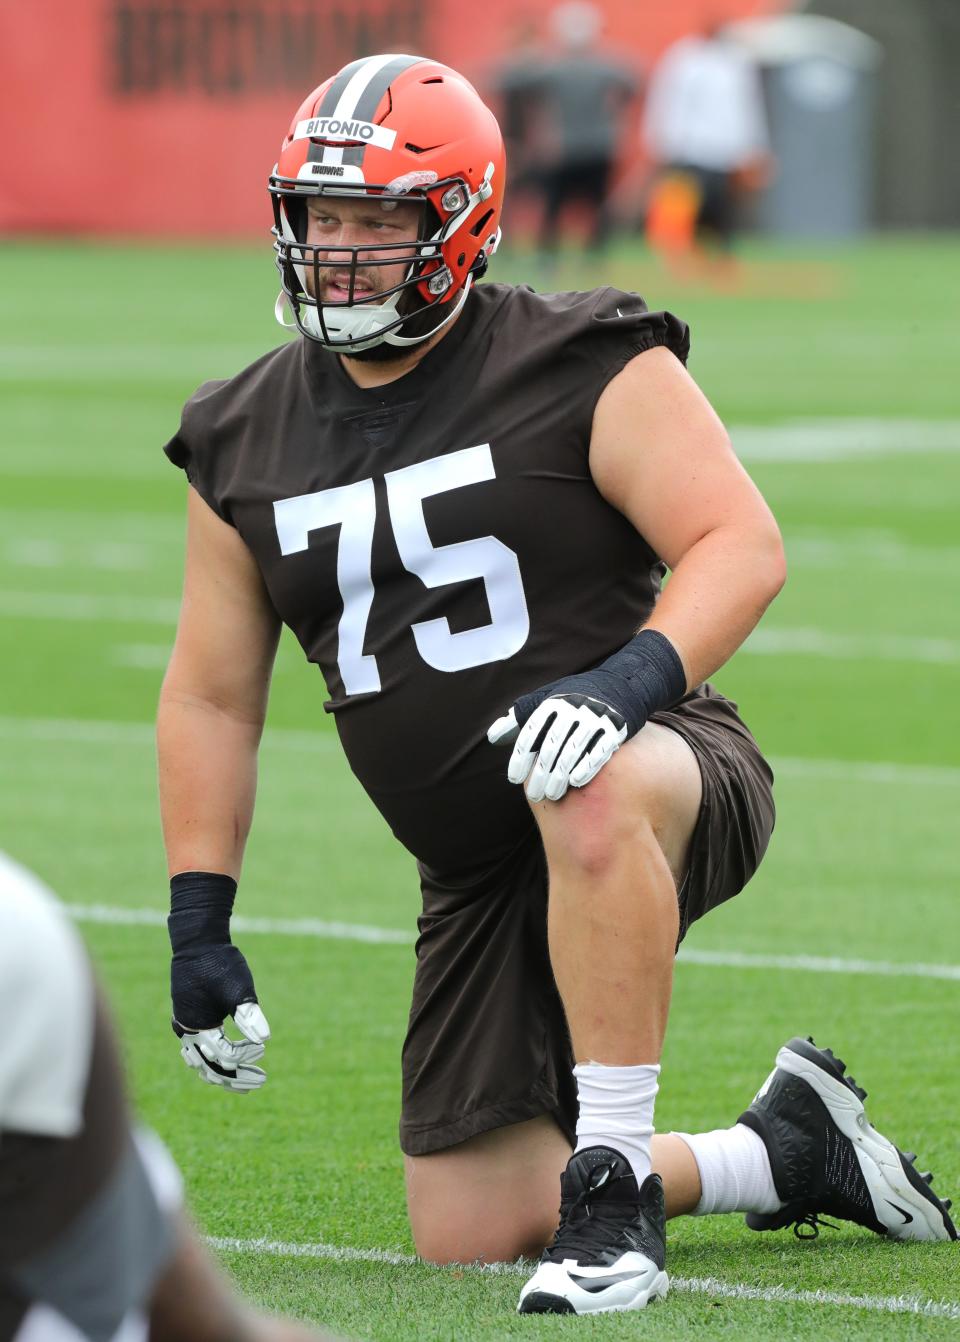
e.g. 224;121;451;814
158;486;281;1091
489;344;786;802
589;343;786;686
159;485;281;878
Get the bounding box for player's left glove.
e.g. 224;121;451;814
168;871;271;1094
487;628;687;802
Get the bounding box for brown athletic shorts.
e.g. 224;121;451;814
399;684;775;1156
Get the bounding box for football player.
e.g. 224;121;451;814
0;853;336;1342
158;55;956;1317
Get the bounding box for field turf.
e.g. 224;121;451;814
1;235;959;1338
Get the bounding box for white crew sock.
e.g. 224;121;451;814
674;1123;782;1215
574;1061;660;1186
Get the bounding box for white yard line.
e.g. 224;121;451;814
771;756;960;787
730;418;960;463
111;644;173;670
786;534;960;572
669;1274;960;1320
62;903;960;981
1;716;959;788
6;532;959;576
5;540;153;571
3;415;957;457
68;903;413;945
206;1236;960;1319
0;591;181;623
746;626;960;664
0;344;262;379
0;716;339;753
5;589;960;665
677;948;960;982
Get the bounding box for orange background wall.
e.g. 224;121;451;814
1;0;784;238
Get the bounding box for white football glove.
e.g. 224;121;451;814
487;695;628;802
175;1001;271;1094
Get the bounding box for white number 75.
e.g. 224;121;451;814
273;444;530;694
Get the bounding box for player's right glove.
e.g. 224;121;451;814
168;871;270;1094
487;628;688;801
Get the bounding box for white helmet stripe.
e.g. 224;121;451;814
318;53;417;169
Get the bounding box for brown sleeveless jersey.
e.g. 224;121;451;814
164;284;690;870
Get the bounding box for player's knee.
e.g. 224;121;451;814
535;727;703;881
413;1217;550;1266
532;753;664;878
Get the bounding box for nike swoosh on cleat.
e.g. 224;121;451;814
885;1200;914;1225
568;1271;645;1293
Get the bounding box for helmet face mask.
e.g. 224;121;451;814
269;55;505;353
272;179;472;351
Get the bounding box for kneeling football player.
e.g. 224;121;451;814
157;53;956;1316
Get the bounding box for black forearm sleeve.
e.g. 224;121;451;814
168;872;257;1031
168;871;236;953
512;628;688;738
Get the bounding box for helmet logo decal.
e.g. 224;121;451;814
298;162;366;185
294;117;397;151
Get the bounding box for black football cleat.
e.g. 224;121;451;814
517;1147;669;1315
739;1037;957;1242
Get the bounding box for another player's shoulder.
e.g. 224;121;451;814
0;852;94;1139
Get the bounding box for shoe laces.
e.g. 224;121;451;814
547;1165;636;1260
791;1213;842;1240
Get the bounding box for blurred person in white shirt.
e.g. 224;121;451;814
643;18;771;279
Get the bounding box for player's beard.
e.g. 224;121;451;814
315;265;448;363
345;293;460;362
346;338;414;365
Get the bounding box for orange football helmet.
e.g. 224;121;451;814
269;54;505;351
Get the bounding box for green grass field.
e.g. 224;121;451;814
2;235;959;1338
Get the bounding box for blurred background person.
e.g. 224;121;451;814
642;14;772;282
0;852;337;1342
518;1;640;265
490;16;549;237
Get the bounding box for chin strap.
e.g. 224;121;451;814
275;292;297;330
275;274;474;351
381;274;473;348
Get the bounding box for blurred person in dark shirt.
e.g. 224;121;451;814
490;18;550;233
522;2;639;261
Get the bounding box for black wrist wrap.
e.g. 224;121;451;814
514;628;687;739
168;871;257;1030
168;871;237;953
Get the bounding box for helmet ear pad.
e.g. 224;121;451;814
406;199;443;310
